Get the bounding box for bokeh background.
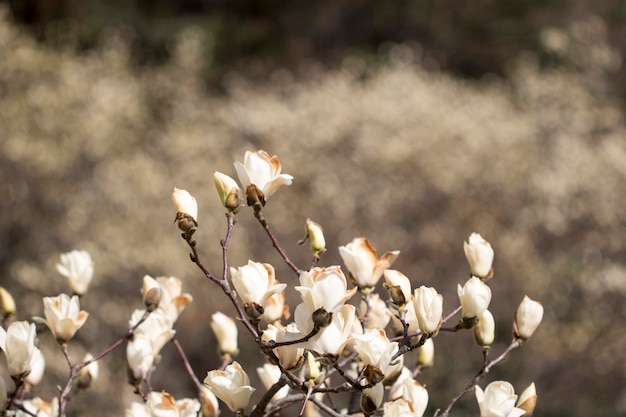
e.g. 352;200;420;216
1;1;626;416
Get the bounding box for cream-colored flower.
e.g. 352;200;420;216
416;337;435;368
475;381;526;417
339;237;400;291
299;304;357;359
412;286;443;335
0;321;37;377
361;382;384;414
402;379;429;417
516;382;537;416
56;250;94;296
213;171;242;211
199;385;220;417
125;401;151;417
514;296;543;341
458;277;492;320
262;284;289;323
126;333;155;381
130;309;176;355
234;150;293;204
145;391;201;417
384;270;413;310
19;397;59;417
257;364;290;400
210;312;239;357
77;353;99;390
353;329;399;382
358;293;392;330
464;233;495;279
388;367;414;401
474;309;495;347
0;286;16;316
204;361;256;412
383;398;416;417
231;261;287;322
25;347;45;386
262;323;305;371
154;276;193;324
172;187;198;221
42;294;89;342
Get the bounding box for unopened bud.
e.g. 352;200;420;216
0;287;16;316
363;364;384;385
361;383;383;415
312;307;332;330
299;219;326;259
387;286;407;310
141;275;161;312
172;188;198;237
417;338;435;368
77;353;99;390
244;302;265;324
473;309;495;348
213;171;242;212
304;352;322;383
245;184;266;208
514;296;543;342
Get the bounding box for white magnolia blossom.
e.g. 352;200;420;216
213;171;241;210
210;311;239;357
17;397;59;417
125;401;151;417
262;323;305;371
130;309;176;356
56;250;94;296
0;321;37;377
41;294;89;342
262;285;288;323
153;276;193;324
412;286;443;335
231;261;287;311
474;309;496;347
358;293;392;330
458;277;492;320
126;333;155;381
388;367;414;401
145;391;201;417
384;270;413;309
257;364;290;400
417;337;435;368
171;187;198;222
361;382;384;414
383;398;421;417
204;361;256;412
353;329;399;379
199;385;220;417
339;237;400;290
514;296;544;341
234;150;293;202
77;353;99;389
25;347;45;386
300;304;357;358
475;381;526;417
464;233;495;278
402;379;429;417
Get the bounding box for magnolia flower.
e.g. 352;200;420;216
294;266;357;333
388;367;414;401
402;379;429;417
339;237;400;291
514;296;544;341
77;353;99;390
383;398;419;417
204;361;256;412
384;270;413;310
300;304;357;359
130;309;176;356
213;171;242;211
19;397;59;417
458;277;492;322
154;276;193;324
25;347;45;386
262;323;305;371
464;233;495;279
361;382;384;414
126;333;156;382
474;309;496;348
0;286;16;316
475;381;526;417
234;150;293;205
199;385;220;417
41;294;89;342
125;401;151;417
172;188;198;236
516;383;537;416
210;312;239;357
257;364;290;400
145;391;201;417
358;293;392;330
231;260;287;322
56;250;94;296
262;285;289;323
353;329;399;383
0;321;37;377
413;286;443;335
417;337;435;368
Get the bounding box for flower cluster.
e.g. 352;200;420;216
0;150;543;417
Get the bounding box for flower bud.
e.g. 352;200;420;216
457;277;492;326
417;337;435;368
56;250;94;296
210;312;239;358
475;381;526;417
516;382;537;416
413;286;443;335
361;383;384;415
204;361;255;413
77;353;99;390
213;171;242;212
383;270;412;311
141;275;162;312
464;233;495;279
172;187;198;237
25;347;45;386
473;309;495;348
0;287;16;317
199;385;220;417
514;296;543;342
299;218;326;258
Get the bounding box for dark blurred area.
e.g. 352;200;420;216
1;1;625;416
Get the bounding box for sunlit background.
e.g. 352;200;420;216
1;1;625;416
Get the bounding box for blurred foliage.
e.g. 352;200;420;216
1;4;626;417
